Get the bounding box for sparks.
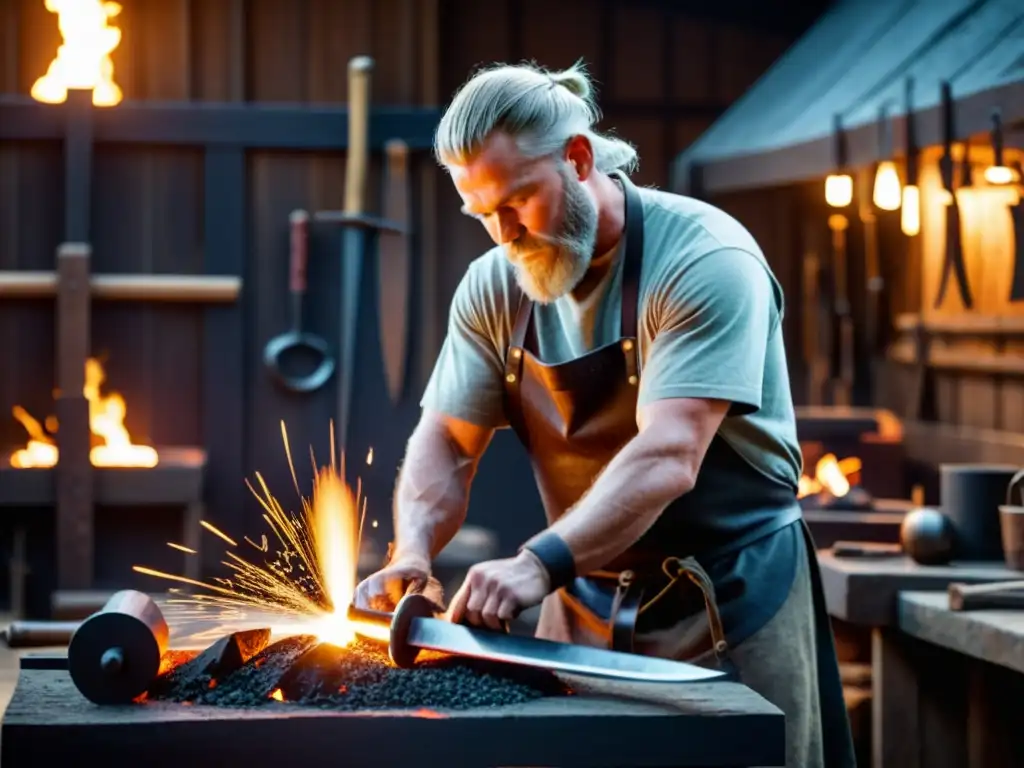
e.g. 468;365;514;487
133;421;389;645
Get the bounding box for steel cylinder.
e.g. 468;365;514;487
67;589;169;705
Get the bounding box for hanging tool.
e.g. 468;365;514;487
378;139;413;404
312;56;404;450
934;82;974;310
801;221;828;406
828;212;854;406
347;593;726;683
263;209;336;393
1006;159;1024;302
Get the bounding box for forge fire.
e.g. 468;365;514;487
145;630;568;711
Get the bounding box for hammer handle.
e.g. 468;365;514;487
3;621;80;648
344;57;374;216
289;210;310;293
948;580;1024;611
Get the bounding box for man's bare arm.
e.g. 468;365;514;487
391;409;495;565
537;397;729;575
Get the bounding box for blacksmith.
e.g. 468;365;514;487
355;61;856;768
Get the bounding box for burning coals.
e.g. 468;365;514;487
145;629;570;711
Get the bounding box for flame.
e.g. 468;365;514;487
301;468;361;646
9;357;158;468
797;453;861;499
133;423;391;648
30;0;124;107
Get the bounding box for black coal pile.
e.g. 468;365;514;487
145;628;570;711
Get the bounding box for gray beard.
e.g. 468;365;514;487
506;166;598;304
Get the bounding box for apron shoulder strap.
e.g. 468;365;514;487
614;171;645;340
509;289;532;350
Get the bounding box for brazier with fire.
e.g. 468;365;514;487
796;407;912;547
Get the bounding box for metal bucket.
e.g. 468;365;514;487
940;463;1019;560
998;469;1024;571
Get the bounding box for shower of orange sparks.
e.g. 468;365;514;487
132;421;389;646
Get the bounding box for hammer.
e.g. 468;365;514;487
4;589;170;705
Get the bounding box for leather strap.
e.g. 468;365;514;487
521;531;577;591
614;170;644;340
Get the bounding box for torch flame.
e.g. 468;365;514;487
797;453;861;499
9;357;158;468
30;0;124;107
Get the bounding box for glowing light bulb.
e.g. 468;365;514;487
984;165;1018;185
825;174;853;208
872;161;902;211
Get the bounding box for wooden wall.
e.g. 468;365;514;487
0;0;797;596
881;142;1024;433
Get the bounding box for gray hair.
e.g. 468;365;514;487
433;60;639;174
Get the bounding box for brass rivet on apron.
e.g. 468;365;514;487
628;374;638;385
506;373;516;383
622;339;634;352
512;348;522;359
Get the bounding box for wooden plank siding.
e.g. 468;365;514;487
0;0;795;600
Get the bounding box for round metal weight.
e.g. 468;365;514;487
389;593;436;668
67;590;169;705
900;507;956;566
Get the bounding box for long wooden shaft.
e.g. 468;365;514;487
0;272;241;302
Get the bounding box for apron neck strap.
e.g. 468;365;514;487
615;171;645;340
509;170;646;349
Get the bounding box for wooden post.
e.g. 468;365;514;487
55;243;93;589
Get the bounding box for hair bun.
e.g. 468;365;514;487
549;67;591;100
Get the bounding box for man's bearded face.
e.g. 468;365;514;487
504;163;599;303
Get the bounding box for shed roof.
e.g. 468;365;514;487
671;0;1024;195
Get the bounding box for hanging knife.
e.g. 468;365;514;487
934;83;974;310
378;139;413;404
1008;187;1024;302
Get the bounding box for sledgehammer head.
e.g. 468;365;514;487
67;590;169;705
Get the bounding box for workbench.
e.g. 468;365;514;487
888;592;1024;768
1;600;787;767
819;550;1024;767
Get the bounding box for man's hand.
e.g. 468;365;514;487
353;553;431;611
446;550;551;630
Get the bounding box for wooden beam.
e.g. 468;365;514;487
0;447;205;507
901;419;1024;468
54;244;93;590
201;146;246;578
0;97;441;150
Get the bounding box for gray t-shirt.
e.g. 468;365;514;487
421;184;803;491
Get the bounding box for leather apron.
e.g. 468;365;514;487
501;172;855;767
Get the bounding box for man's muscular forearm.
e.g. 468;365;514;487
538;399;728;575
391;414;489;564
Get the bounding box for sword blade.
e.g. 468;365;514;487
407;617;726;683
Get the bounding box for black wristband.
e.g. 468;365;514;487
521;531;577;591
